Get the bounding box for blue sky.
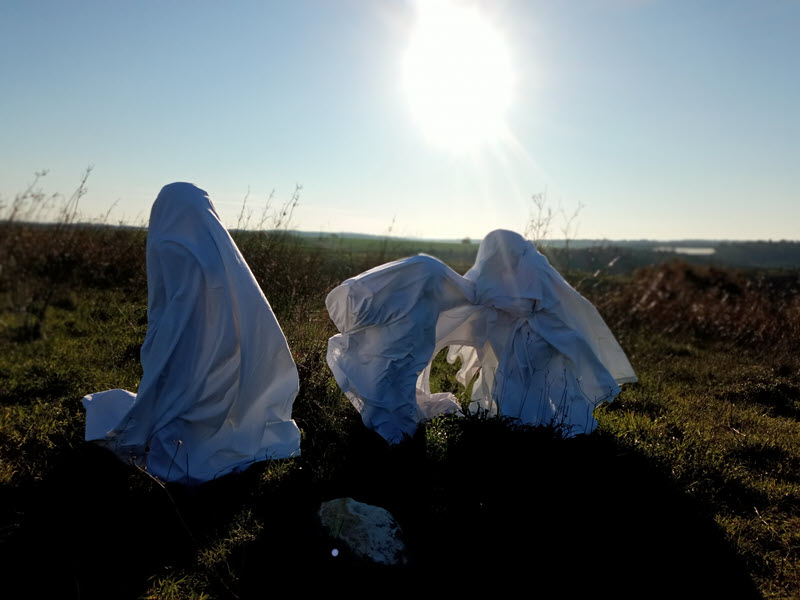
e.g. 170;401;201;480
1;0;798;240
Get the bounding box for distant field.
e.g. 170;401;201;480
1;224;799;598
295;231;800;274
291;232;481;272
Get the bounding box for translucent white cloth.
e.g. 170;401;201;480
326;229;636;443
83;182;301;483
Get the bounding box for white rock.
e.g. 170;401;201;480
319;498;407;566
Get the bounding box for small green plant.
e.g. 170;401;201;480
143;574;210;600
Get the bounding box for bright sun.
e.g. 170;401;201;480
403;0;515;153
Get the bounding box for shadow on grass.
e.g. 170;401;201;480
1;419;762;598
723;380;800;421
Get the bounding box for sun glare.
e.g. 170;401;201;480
403;0;515;153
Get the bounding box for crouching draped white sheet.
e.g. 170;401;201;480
326;229;636;444
82;182;301;483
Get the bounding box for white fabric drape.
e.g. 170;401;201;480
83;182;301;483
326;230;636;444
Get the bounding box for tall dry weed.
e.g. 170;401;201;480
588;261;800;360
0;170;147;338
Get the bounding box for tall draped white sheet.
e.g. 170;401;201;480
83;183;301;484
326;229;636;444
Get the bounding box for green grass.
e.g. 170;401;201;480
595;333;800;596
1;225;798;598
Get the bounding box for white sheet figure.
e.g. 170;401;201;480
326;229;636;443
83;182;301;483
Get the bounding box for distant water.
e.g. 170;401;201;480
654;246;716;256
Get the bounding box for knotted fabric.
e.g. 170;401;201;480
326;230;636;443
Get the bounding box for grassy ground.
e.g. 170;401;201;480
1;225;798;598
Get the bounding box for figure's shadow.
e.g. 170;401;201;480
309;420;763;597
1;423;763;599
